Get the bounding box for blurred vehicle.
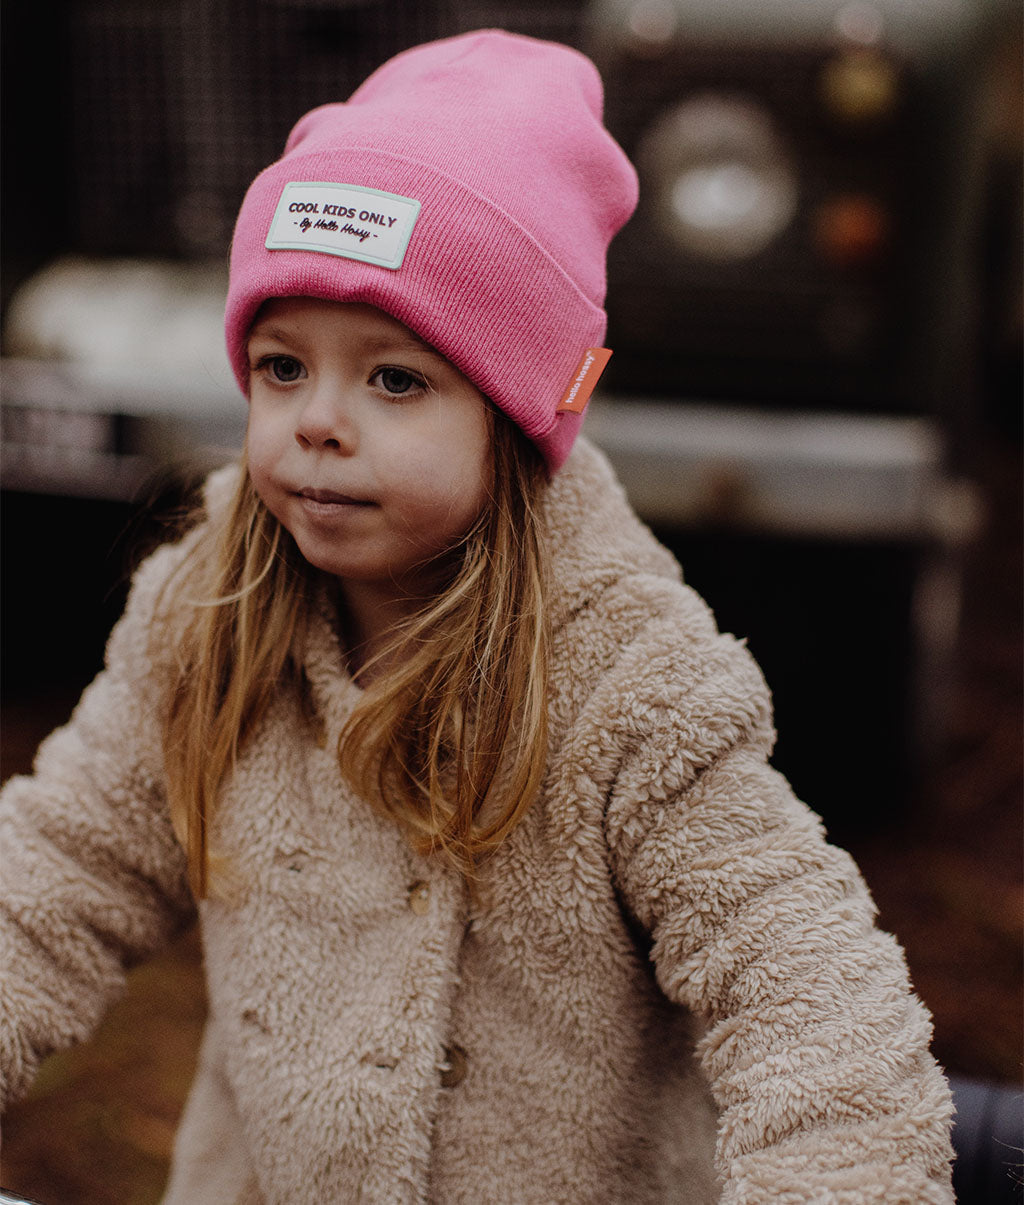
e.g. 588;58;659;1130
586;0;1021;429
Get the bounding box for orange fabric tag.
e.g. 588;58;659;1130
556;347;613;415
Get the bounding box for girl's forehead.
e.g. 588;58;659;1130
249;296;430;351
246;296;485;396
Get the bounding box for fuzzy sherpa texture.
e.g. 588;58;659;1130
0;439;954;1203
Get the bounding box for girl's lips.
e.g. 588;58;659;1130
297;487;374;506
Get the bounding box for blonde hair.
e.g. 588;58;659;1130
162;414;549;897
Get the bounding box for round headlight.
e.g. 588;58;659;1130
637;94;799;262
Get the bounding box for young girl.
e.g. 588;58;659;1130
1;30;954;1204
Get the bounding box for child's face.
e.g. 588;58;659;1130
245;297;491;599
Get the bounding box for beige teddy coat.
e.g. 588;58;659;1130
1;438;954;1203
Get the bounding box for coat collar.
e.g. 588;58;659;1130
539;437;683;633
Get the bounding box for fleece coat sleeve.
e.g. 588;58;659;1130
600;592;955;1204
0;540;195;1108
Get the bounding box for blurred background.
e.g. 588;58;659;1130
1;0;1020;1201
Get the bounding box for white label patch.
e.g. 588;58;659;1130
265;182;421;269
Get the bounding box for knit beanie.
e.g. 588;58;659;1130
224;29;638;470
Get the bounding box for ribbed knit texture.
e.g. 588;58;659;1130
224;30;638;469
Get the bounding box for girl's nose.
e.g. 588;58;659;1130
294;387;358;454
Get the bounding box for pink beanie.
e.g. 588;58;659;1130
224;29;638;470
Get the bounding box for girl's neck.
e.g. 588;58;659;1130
334;544;465;680
335;578;427;681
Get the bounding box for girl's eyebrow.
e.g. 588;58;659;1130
247;323;297;346
362;331;442;361
247;323;441;362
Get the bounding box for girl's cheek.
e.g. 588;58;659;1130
246;419;274;466
246;443;272;490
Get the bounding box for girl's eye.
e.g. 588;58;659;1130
373;367;424;396
265;355;305;383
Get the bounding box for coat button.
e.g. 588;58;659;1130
360;1051;399;1070
439;1044;467;1088
408;880;431;915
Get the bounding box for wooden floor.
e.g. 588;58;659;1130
2;440;1020;1204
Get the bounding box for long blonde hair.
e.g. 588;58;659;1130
162;414;550;897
